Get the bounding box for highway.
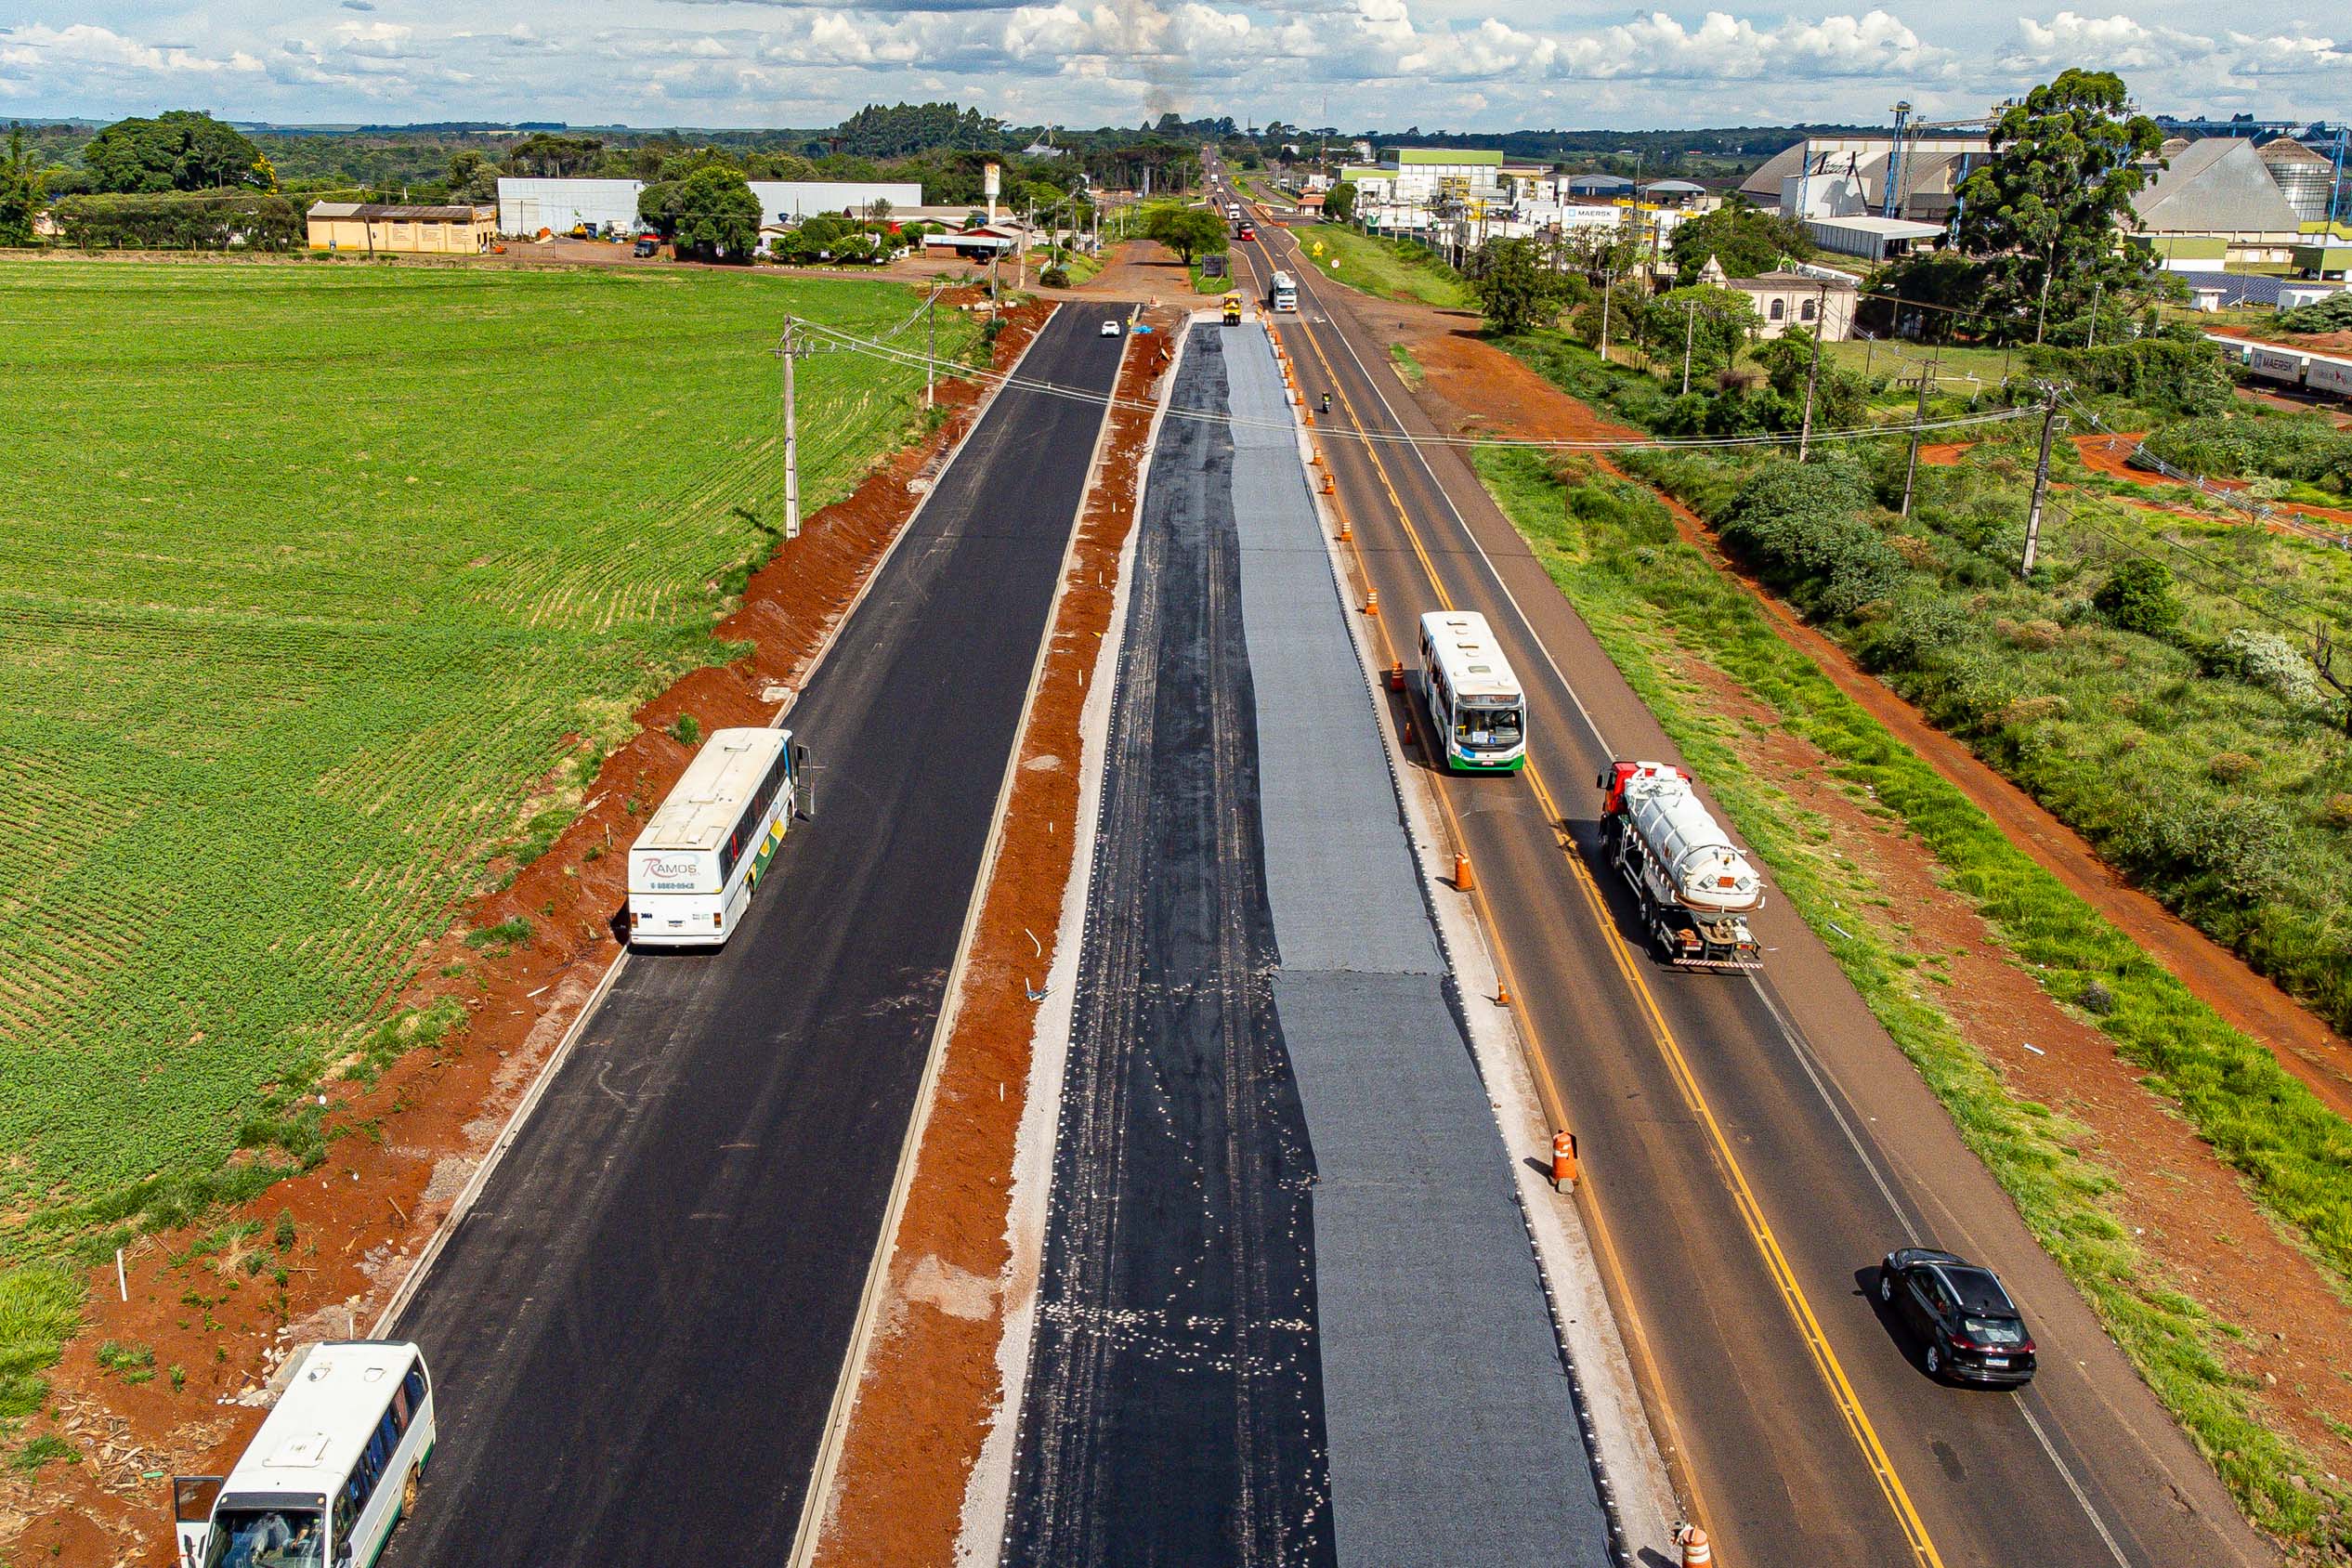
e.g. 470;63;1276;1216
382;303;1125;1568
1217;170;2275;1568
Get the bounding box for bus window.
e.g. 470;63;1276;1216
204;1506;328;1568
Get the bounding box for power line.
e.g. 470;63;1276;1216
792;315;2038;455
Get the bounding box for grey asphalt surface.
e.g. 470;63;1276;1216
380;303;1124;1568
1005;329;1331;1568
1221;173;2277;1568
1007;322;1608;1568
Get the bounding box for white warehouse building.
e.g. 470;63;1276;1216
497;177;644;235
497;177;925;235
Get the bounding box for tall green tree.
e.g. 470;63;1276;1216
82;111;265;194
667;166;762;261
1955;69;2163;343
1325;180;1357;223
1;124;47;244
1636;284;1755;380
1666;199;1812;282
1469;237;1572;335
1143;204;1226;265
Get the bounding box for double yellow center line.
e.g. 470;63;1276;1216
1249;220;1946;1568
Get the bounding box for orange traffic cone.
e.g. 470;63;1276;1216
1676;1523;1711;1567
1303;410;1314;426
1322;472;1336;495
1387;660;1405;691
1311;446;1323;465
1551;1130;1577;1190
1335;513;1350;540
1453;852;1474;892
1401;715;1415;746
1364;588;1379;617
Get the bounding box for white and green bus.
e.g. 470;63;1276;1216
628;726;803;947
1418;610;1526;773
172;1340;436;1568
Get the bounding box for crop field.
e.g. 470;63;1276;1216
0;258;972;1276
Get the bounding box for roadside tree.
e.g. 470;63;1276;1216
1955;69;2163;343
669;166;762;262
1635;284;1755;380
1470;236;1574;335
82;111;265;194
1666;200;1812;282
1325;181;1358;223
1144;204;1227;265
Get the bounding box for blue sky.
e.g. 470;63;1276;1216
1;1;2344;131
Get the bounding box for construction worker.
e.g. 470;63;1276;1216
1320;391;1332;415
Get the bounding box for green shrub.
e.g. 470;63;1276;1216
2278;293;2352;334
668;713;701;746
1716;459;1904;618
1038;265;1070;288
2139;412;2352;490
2207;751;2258;784
2092;558;2180;636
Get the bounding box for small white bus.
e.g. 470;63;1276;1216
1418;610;1526;773
627;726;802;947
172;1340;436;1568
1269;269;1299;312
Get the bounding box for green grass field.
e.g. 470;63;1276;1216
0;258;970;1418
1294;225;1477;312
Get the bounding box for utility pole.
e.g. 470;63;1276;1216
777;317;827;541
1681;298;1696;396
2085;277;2103;350
1599;269;1614;363
2021;382;2065;576
2033;237;2057;346
924;284;939;410
1797;281;1829;462
1900;349;1936;517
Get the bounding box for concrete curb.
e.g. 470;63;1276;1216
1287;345;1684;1567
786;305;1118;1568
369;305;1061;1347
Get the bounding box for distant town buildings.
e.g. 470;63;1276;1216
493;176;922;236
305;203;493;254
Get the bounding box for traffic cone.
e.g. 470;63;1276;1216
1336;513;1350;540
1676;1523;1711;1567
1401;716;1415;746
1311;446;1323;465
1322;472;1336;495
1387;660;1405;691
1303;410;1315;426
1453;852;1474;892
1364;588;1379;616
1551;1130;1576;1189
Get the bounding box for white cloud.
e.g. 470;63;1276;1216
0;1;2341;129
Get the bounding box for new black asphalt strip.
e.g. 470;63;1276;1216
381;305;1124;1568
1006;323;1609;1567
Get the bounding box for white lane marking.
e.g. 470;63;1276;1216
1277;229;2139;1568
2017;1396;2136;1568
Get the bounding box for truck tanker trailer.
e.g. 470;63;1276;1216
1598;760;1765;970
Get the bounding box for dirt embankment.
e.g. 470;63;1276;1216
0;298;1052;1568
806;307;1178;1568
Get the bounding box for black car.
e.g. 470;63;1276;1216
1878;1248;2037;1385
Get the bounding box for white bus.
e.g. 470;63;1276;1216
1418;610;1526;773
628;726;802;947
1269;269;1298;312
172;1341;436;1568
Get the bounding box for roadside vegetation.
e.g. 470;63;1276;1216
1477;444;2352;1548
1296;224;1475;311
0;258;972;1445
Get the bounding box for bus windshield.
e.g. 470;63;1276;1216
1459;706;1522;746
205;1509;328;1568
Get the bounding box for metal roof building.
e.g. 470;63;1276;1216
497;177;646;234
2130;139;2302;237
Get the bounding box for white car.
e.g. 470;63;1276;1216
1100;320;1123;338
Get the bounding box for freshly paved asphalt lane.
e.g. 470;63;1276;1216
1225;190;2276;1568
1006;331;1334;1568
382;304;1123;1568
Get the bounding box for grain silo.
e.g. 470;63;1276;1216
2258;137;2333;223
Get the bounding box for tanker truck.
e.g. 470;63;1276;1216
1598;760;1765;970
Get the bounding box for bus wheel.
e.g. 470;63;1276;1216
402;1466;422;1516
